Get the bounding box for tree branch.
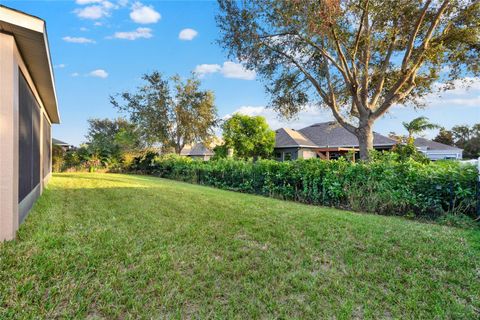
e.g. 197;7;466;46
352;0;370;60
291;33;351;87
263;40;356;132
401;0;432;72
330;24;355;85
370;29;397;108
374;0;450;119
261;42;330;102
360;9;371;110
323;60;357;133
410;0;450;70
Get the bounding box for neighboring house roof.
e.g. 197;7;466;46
52;138;69;146
414;137;462;151
275;121;396;148
180;143;214;156
275;128;317;148
0;5;59;123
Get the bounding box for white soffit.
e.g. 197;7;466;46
0;5;59;123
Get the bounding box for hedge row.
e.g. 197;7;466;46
133;155;478;218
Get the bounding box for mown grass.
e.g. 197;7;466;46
0;173;479;319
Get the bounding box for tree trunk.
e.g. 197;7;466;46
356;123;374;161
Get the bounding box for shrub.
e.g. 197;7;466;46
128;156;478;220
52;145;65;173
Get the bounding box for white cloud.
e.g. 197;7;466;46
179;28;198;40
80;27;89;31
89;69;109;78
74;1;116;20
194;64;222;77
76;0;103;4
225;105;333;130
71;72;80;77
221;61;256;80
113;27;153;40
130;2;161;24
413;77;480;109
62;36;96;43
94;22;103;26
54;64;66;69
194;61;256;80
75;5;110;19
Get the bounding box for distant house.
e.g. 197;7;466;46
180;143;215;161
52;138;75;151
414;138;463;160
275;122;396;161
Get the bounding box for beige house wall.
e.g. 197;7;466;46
0;32;52;241
0;33;19;241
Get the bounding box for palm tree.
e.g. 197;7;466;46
402;117;440;140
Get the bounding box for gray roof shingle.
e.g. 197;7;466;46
275;128;317;148
414;137;462;151
52;138;69;146
275;121;396;148
180;143;214;156
298;122;396;148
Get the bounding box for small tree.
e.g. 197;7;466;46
433;128;455;146
452;123;480;158
217;0;479;160
402;116;440;140
86;118;142;163
110;72;218;154
222;114;275;159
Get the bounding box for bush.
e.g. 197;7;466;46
52;145;65;173
437;213;479;229
127;156;478;220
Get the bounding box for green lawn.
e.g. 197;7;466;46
1;173;479;319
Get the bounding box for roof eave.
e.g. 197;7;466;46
0;5;60;123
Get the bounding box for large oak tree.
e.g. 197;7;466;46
216;0;479;159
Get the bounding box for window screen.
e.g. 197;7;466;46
43;115;51;178
18;72;41;202
32;101;40;186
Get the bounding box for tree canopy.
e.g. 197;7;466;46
451;123;480;158
216;0;480;159
110;71;218;154
85;118;142;163
433;128;455;146
222;114;275;159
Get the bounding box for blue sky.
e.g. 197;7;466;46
3;0;479;145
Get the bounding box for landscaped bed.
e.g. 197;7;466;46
0;173;479;318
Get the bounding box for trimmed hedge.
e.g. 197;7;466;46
135;155;478;218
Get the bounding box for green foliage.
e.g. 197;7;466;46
131;156;478;220
452;123;480;159
86;118;142;165
222;114;275;159
128;150;160;173
437;213;479;229
212;144;228;160
51;145;65;173
390;138;430;164
433;128;455;146
110;71;218;153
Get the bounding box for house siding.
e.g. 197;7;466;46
0;33;54;241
